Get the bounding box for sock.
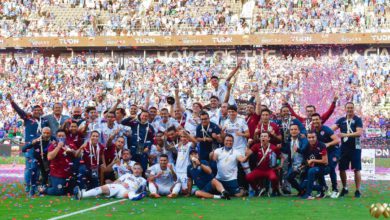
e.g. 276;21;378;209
82;187;102;198
149;182;157;194
213;195;221;199
171;182;181;195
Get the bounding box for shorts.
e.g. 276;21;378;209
177;173;188;190
218;179;240;195
107;184;128;198
339;148;361;171
199;181;214;194
104;171;116;182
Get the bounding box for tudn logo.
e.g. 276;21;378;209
369;203;389;218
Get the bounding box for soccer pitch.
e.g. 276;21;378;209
0;181;389;220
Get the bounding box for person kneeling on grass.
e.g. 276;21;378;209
38;129;75;196
210;134;248;198
74;163;147;201
300;132;329;200
146;154;181;198
186;149;230;200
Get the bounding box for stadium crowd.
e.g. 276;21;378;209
0;0;389;37
0;49;386;201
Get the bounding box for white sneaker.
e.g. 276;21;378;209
258;188;266;197
330;191;339;199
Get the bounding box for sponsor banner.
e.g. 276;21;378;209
365;128;382;138
375;148;390;158
0;33;389;48
361;149;376;180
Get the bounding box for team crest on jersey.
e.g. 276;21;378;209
208;128;212;132
320;131;325;136
333;157;337;162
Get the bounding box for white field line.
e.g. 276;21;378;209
48;199;127;220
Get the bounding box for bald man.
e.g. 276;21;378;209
22;127;56;197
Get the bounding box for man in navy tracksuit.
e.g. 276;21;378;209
7;94;45;196
22;127;55;192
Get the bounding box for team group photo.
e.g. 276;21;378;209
0;0;389;219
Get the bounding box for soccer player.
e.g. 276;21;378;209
101;133;127;183
312;113;340;198
184;102;202;136
100;111;131;146
218;103;229;127
207;96;222;125
187;150;230;200
75;130;104;190
196;111;222;161
300;132;328;200
152;108;179;133
284;124;309;196
150;131;175;165
211;134;247;197
147;154;181;198
221;105;251;175
174;130;197;194
74;163;147;201
332;102;363;198
110;149;136;177
255;109;282;145
39;129;75;196
209;62;241;105
245;132;282;197
245;91;262;140
283;96;338;131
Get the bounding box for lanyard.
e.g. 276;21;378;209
115;149;122;160
37;116;42;134
260;121;272;133
290;139;298;159
346;118;353;133
137;122;149;144
89;142;100;167
305;119;311;131
201;123;211;138
257;143;271;167
282;117;291;132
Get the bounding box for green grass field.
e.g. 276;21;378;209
0;181;389;220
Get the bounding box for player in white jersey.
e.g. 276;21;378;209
152;108;180;133
147;154;181;198
211;134;247;197
184;102;202;136
74;163;147;201
209;61;240;106
207;96;221;125
222;105;251;175
112;149;136;177
174;130;196;194
100;112;131;146
149;131;175;165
